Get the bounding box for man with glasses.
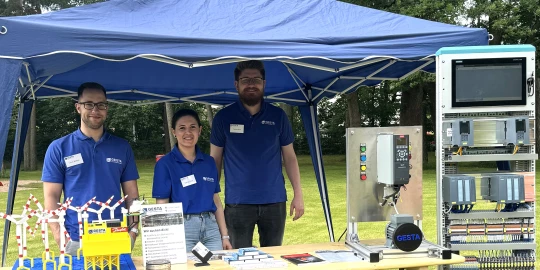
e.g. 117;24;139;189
210;61;304;249
42;82;140;255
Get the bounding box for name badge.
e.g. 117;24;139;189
230;124;244;134
180;174;197;188
64;153;84;168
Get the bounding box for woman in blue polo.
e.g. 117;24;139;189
152;109;232;251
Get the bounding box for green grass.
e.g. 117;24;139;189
0;154;538;267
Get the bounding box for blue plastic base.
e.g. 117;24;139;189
12;254;136;270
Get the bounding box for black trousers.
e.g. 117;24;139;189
224;202;286;249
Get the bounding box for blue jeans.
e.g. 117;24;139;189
184;212;222;252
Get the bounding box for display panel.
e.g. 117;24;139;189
396;136;407;145
452;58;526;107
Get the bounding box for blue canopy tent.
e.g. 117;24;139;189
0;0;487;264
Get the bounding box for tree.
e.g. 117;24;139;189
1;0;107;170
1;0;43;171
165;103;175;151
343;0;467;161
465;0;540;152
346;92;362;127
206;105;214;128
23;103;37;171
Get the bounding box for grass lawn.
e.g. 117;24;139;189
0;154;538;267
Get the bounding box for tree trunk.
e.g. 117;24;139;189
23;103;37;171
426;82;436;135
399;87;424;127
425;81;436;162
347;92;362;127
29;103;36;170
165;103;175;150
280;103;294;131
206;105;214;128
280;104;293;121
345;108;350;128
400;84;424;161
162;103;172;153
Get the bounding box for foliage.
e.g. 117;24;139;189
2;0;540;161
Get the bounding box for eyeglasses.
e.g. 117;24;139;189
79;102;109;110
238;77;264;85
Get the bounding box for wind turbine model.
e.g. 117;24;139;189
87;195;127;221
0;194;42;270
67;197;95;259
42;197;73;270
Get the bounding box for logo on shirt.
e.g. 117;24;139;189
203;177;215;182
106;158;122;164
261;120;275;126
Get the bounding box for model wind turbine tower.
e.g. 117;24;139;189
82;195;132;270
0;194;42;270
67;197;95;258
41;197;73;270
87;195;127;221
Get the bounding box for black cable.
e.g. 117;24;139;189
527;74;534;97
338;228;347;242
383;186;400;199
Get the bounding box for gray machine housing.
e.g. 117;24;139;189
385;214;415;248
506;117;530;145
481;174;525;203
442;119;474;147
442;175;476;205
376;134;410;185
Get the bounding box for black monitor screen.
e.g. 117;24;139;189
452;58;526;107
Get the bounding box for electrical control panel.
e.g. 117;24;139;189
376;134;410;185
436;45;537;270
481;174;525;203
346;126;422;223
442;175;476;205
506;117;530;145
442;119;474;147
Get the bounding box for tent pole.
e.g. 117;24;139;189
308;102;335;242
1;99;33;267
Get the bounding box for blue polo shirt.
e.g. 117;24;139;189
41;129;139;241
210;100;294;204
152;146;220;214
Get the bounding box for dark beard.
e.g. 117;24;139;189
239;92;263;106
82;117;104;130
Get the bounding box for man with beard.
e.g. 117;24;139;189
210;60;304;248
42;82;140;255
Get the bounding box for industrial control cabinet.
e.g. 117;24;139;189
435;45;537;269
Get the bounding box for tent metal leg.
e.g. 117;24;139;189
308;103;335;242
1;99;34;267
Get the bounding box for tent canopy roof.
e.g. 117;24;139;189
0;0;487;105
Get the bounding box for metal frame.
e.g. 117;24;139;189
6;51;434;105
435;49;537;269
1;99;34;267
346;240;451;263
306;89;334;242
1;53;435;264
343;126;444;263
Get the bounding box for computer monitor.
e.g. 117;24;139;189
452;57;526;107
